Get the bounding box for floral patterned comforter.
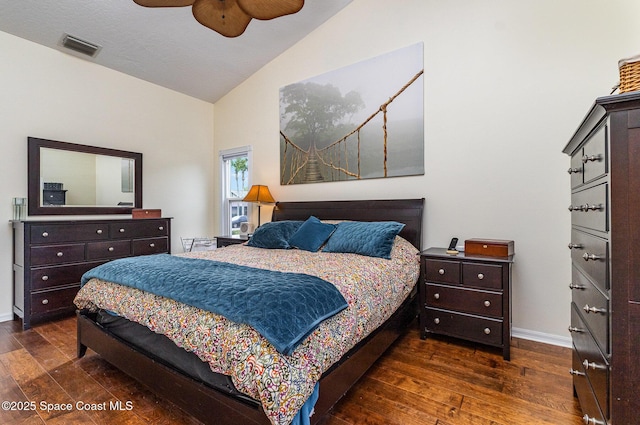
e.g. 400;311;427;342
74;236;420;425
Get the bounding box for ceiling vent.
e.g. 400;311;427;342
61;34;101;57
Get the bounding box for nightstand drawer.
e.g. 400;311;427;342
462;262;503;289
424;307;503;346
425;283;502;318
424;259;460;284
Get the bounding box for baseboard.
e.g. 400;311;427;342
0;312;15;323
512;327;572;348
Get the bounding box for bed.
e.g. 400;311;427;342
74;198;424;425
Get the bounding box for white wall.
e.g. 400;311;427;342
0;31;215;322
213;0;640;342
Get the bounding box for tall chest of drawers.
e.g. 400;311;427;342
13;218;172;330
563;92;640;425
419;248;513;360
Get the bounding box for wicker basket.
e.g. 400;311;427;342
619;54;640;93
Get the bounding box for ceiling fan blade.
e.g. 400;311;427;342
134;0;195;7
236;0;304;20
192;0;252;38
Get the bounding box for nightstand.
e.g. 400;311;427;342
419;247;513;360
215;235;249;248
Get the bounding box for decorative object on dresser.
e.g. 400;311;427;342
242;184;275;228
464;238;514;257
419;247;513;360
132;208;161;219
215;234;249;248
563;91;640;425
12;217;171;330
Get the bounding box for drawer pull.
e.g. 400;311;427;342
582;154;602;163
96;229;103;234
569;283;586;290
149;243;156;248
119;228;125;233
158;226;164;231
586;203;603;211
433;318;440;325
483;300;491;307
41;299;49;305
567;167;581;174
582;359;608;371
569;368;585;376
568;204;586;212
583;304;606;314
483;328;491;335
41;275;49;281
438;269;445;275
42;232;49;237
433;293;440;300
477;273;484;280
582;414;605;425
568;243;583;249
108;247;115;252
568;326;584;333
582;252;600;261
56;252;63;257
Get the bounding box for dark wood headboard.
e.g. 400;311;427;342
271;198;424;250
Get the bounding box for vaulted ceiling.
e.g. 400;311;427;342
0;0;352;103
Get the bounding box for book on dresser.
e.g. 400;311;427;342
12;217;172;330
563;91;640;425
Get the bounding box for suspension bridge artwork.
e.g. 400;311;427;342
280;43;424;185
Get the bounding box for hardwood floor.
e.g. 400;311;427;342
0;316;584;425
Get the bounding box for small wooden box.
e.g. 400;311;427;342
464;239;514;257
132;208;161;219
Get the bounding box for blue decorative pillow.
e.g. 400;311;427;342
323;221;405;259
246;220;303;249
288;216;337;252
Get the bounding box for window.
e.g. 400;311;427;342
220;146;252;235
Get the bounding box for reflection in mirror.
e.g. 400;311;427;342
40;148;136;207
28;137;142;216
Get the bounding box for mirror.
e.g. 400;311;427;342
28;137;142;216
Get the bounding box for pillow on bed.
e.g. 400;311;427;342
246;220;303;249
322;221;405;259
288;216;337;252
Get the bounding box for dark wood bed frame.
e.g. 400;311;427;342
77;198;424;425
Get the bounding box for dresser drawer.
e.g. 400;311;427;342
570;182;608;233
30;223;109;244
31;286;79;316
425;283;502;318
572;348;607;425
424;307;502;346
570;265;609;354
462;262;503;289
87;240;131;260
571;303;610;418
424;259;460;284
132;237;168;255
110;220;169;239
582;123;608;184
569;229;608;292
568;151;583;189
30;244;86;266
31;261;105;291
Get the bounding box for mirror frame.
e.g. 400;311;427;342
28;137;143;216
